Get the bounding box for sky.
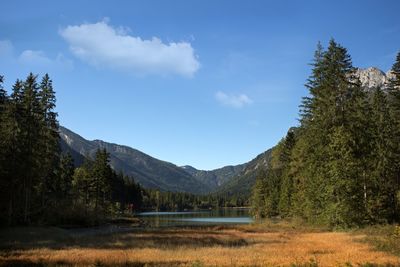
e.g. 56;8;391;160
1;0;399;170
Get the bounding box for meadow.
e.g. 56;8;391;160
1;220;399;267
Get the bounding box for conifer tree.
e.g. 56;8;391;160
368;87;398;222
295;40;368;225
251;169;267;218
20;73;43;223
38;74;60;211
278;129;296;216
0;75;9;224
263;168;281;217
0;75;6;109
58;153;75;200
2;80;25;224
387;52;400;220
91;149;113;218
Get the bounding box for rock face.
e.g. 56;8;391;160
355;67;392;89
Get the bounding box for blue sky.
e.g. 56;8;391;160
1;0;399;170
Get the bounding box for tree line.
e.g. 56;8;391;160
251;40;400;227
0;73;143;226
142;189;247;211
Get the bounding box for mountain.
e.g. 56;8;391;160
355;67;393;89
181;164;247;189
59;137;86;166
216;148;273;197
59;126;212;194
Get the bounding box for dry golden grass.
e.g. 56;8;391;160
0;224;399;266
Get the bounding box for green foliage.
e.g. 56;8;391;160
0;73;143;226
140;187;241;211
394;225;400;238
218;148;273;199
0;73;60;225
290;258;319;267
71;150;144;224
355;224;400;257
250;169;267;218
191;260;205;267
251;41;400;227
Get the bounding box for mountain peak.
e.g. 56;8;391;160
355;67;388;89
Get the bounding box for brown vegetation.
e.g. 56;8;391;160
0;223;399;266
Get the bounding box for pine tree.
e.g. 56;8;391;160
387;52;400;220
20;73;43;223
278;129;296;216
37;74;60;212
91;148;113;219
388;51;400;95
295;40;369;225
58;153;75;199
368;87;398;222
2;80;25;225
300;42;324;126
263;168;281;217
327;126;365;226
0;75;10;224
0;75;6;110
251;169;267;219
72;161;92;216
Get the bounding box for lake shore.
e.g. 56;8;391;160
1;220;399;266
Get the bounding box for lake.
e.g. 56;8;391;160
137;208;253;227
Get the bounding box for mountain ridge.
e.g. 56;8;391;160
60;126;212;194
59;126;251;194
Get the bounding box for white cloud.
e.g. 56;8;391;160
19;50;53;65
18;50;73;70
0;40;73;71
215;91;253;108
59;20;200;77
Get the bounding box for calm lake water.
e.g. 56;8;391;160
137;208;253;227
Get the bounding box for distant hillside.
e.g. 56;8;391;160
59;125;273;196
181;164;247;189
59;137;86;167
216;148;273;197
59;126;212;194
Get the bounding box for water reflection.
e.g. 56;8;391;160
137;208;253;227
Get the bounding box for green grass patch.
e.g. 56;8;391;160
352;224;400;257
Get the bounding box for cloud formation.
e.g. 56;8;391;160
19;50;53;65
215;91;253;108
59;20;200;77
0;40;73;70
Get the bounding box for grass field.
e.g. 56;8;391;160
0;221;399;266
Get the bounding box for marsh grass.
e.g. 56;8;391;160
1;221;399;266
350;224;400;258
